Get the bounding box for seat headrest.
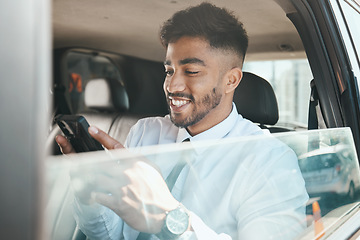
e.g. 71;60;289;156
234;72;279;125
84;78;129;112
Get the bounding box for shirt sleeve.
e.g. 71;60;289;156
72;198;123;240
236;147;309;240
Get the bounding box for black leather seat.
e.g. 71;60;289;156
234;72;289;132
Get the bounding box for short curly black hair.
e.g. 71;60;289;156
160;2;248;63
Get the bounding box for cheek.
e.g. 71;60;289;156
189;77;217;95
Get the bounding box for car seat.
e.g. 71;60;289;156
234;72;290;132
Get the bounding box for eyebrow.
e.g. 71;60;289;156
164;58;206;66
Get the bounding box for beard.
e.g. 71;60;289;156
167;87;222;128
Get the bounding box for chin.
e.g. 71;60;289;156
170;114;188;128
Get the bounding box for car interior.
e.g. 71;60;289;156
51;0;360;144
50;0;313;154
43;0;360;239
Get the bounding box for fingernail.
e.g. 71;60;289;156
89;126;99;134
113;143;123;149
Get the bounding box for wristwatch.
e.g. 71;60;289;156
156;204;190;240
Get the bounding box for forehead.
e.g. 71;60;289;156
165;36;218;65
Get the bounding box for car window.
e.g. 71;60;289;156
45;127;360;239
339;0;360;65
334;0;360;89
65;51;123;113
243;59;313;128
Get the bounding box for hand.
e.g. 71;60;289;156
55;126;125;203
55;125;124;154
91;161;179;233
63;126;179;233
87;126;179;233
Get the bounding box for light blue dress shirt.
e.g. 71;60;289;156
73;103;309;240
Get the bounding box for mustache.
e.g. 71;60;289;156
167;92;195;102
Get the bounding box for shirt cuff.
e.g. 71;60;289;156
186;211;232;240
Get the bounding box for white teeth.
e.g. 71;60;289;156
171;99;188;107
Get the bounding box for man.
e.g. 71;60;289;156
57;3;308;239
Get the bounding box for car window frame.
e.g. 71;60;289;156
277;0;360;161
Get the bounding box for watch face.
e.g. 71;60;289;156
166;207;189;235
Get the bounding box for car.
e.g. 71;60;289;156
299;144;360;199
298;143;360;220
1;0;360;239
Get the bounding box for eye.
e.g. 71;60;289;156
165;70;174;77
185;70;199;75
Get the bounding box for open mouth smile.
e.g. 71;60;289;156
169;96;191;110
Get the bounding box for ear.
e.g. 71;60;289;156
225;67;243;94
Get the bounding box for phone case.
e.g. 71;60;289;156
55;115;104;153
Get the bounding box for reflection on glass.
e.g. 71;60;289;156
45;128;360;240
275;128;360;239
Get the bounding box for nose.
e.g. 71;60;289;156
164;72;186;94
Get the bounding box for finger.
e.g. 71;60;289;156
88;126;124;150
55;135;76;154
93;192;119;211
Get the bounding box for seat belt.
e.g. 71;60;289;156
308;80;326;130
308;80;319;130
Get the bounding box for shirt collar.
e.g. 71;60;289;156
176;102;240;147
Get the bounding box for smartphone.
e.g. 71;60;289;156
55;115;104;153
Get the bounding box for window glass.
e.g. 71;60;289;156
243;59;313;128
46;128;360;239
340;0;360;64
65;51;123;113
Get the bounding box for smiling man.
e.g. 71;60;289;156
163;36;241;136
57;3;308;240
